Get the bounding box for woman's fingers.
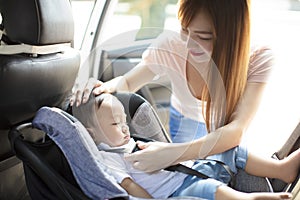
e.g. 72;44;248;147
70;77;103;107
92;84;106;95
125;151;150;172
125;142;152;171
125;141;181;173
70;82;83;106
136;141;149;150
93;81;115;94
82;78;102;104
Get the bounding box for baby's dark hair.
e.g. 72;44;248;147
72;93;115;145
72;93;112;133
94;93;115;110
95;94;105;109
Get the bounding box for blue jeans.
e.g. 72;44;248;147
171;146;248;200
169;105;249;199
169;105;207;143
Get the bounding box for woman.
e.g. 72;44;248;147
71;0;291;199
73;0;272;142
73;93;299;200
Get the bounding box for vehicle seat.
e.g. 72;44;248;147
8;92;194;200
0;0;80;199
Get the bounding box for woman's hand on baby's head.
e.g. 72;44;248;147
72;76;126;106
92;82;114;95
70;77;103;107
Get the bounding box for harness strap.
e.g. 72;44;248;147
165;160;235;187
131;135;235;186
165;164;209;179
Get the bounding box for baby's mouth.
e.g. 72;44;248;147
124;135;130;140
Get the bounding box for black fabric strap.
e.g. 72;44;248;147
165;160;235;187
165;164;209;179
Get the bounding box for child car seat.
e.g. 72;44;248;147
9;92;202;200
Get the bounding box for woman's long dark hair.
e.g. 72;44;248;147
178;0;251;131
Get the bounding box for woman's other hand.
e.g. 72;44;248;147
125;141;186;173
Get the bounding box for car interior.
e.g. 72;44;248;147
0;0;80;199
0;0;299;199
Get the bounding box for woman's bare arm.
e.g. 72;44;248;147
191;82;267;158
126;82;267;172
169;82;267;163
71;63;156;106
93;63;156;94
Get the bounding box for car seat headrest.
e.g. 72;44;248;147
0;0;74;45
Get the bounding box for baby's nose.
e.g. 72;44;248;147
122;124;129;133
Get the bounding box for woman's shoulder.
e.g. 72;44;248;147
249;44;274;67
152;30;185;49
248;44;275;82
250;44;274;60
145;30;186;62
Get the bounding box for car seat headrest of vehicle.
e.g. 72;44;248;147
0;0;74;45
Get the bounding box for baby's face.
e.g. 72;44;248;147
96;95;130;147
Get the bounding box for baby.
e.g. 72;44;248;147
73;93;299;200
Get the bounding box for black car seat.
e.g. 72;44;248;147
8;92;193;200
0;0;80;199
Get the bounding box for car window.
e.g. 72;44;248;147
100;0;180;46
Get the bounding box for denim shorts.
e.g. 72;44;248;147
169;105;207;143
169;105;249;199
171;146;248;200
169;105;248;172
170;174;224;200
